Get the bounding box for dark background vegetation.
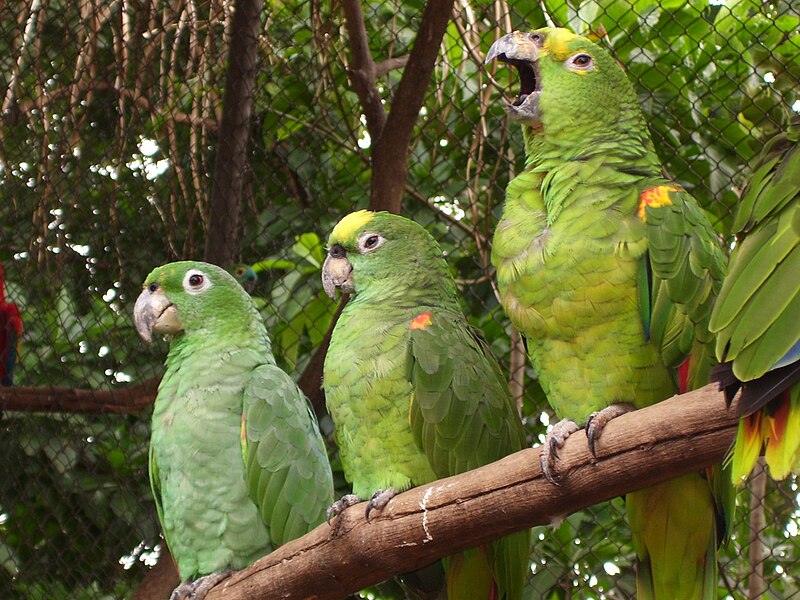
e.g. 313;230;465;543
1;0;798;598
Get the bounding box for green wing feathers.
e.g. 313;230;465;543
709;119;800;484
409;309;530;599
243;365;334;547
642;185;727;389
710;122;800;382
409;311;526;474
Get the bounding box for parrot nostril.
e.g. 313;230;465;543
329;244;345;259
148;283;159;293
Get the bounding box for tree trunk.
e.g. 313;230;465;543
341;0;456;214
203;0;263;266
369;0;456;213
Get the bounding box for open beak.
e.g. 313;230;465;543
134;285;182;343
322;247;354;299
485;31;543;123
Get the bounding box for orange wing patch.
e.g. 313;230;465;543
638;185;680;222
410;311;433;331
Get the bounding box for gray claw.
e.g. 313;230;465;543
539;419;581;485
325;494;361;525
169;571;232;600
365;487;397;522
585;404;634;456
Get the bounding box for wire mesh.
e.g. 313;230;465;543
0;0;798;598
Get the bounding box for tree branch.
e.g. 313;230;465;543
340;0;386;140
369;0;456;213
375;55;410;77
204;0;263;267
0;378;159;413
203;383;738;600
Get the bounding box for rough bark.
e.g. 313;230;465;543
203;0;263;267
0;378;159;413
199;383;738;600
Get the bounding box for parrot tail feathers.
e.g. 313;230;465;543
762;384;800;480
712;360;800;417
634;539;718;600
725;378;800;485
738;362;800;418
728;413;765;486
488;529;531;600
710;362;740;406
446;547;496;600
628;475;718;600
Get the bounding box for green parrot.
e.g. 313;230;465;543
322;210;531;600
134;260;334;599
229;263;258;294
485;28;730;599
709;117;800;485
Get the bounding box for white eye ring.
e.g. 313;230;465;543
567;53;594;70
358;232;386;253
182;269;213;294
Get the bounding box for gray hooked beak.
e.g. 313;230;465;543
134;284;182;343
485;31;543;124
485;31;540;65
322;245;354;299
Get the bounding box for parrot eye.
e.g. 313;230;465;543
148;283;159;293
182;269;213;294
567;53;594;70
358;232;385;253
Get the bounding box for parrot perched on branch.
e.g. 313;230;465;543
709;117;800;485
485;28;730;599
0;262;22;387
322;210;531;600
134;261;333;600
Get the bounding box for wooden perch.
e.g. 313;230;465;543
0;378;159;413
203;383;738;600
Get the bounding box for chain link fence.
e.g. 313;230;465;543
1;0;798;598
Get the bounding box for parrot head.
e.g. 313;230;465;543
485;27;639;138
134;260;255;343
229;263;258;294
322;210;454;302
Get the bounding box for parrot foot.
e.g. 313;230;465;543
326;494;361;525
365;487;397;522
585;403;635;456
540;419;581;485
169;570;232;600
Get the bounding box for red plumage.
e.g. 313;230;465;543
0;262;23;386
